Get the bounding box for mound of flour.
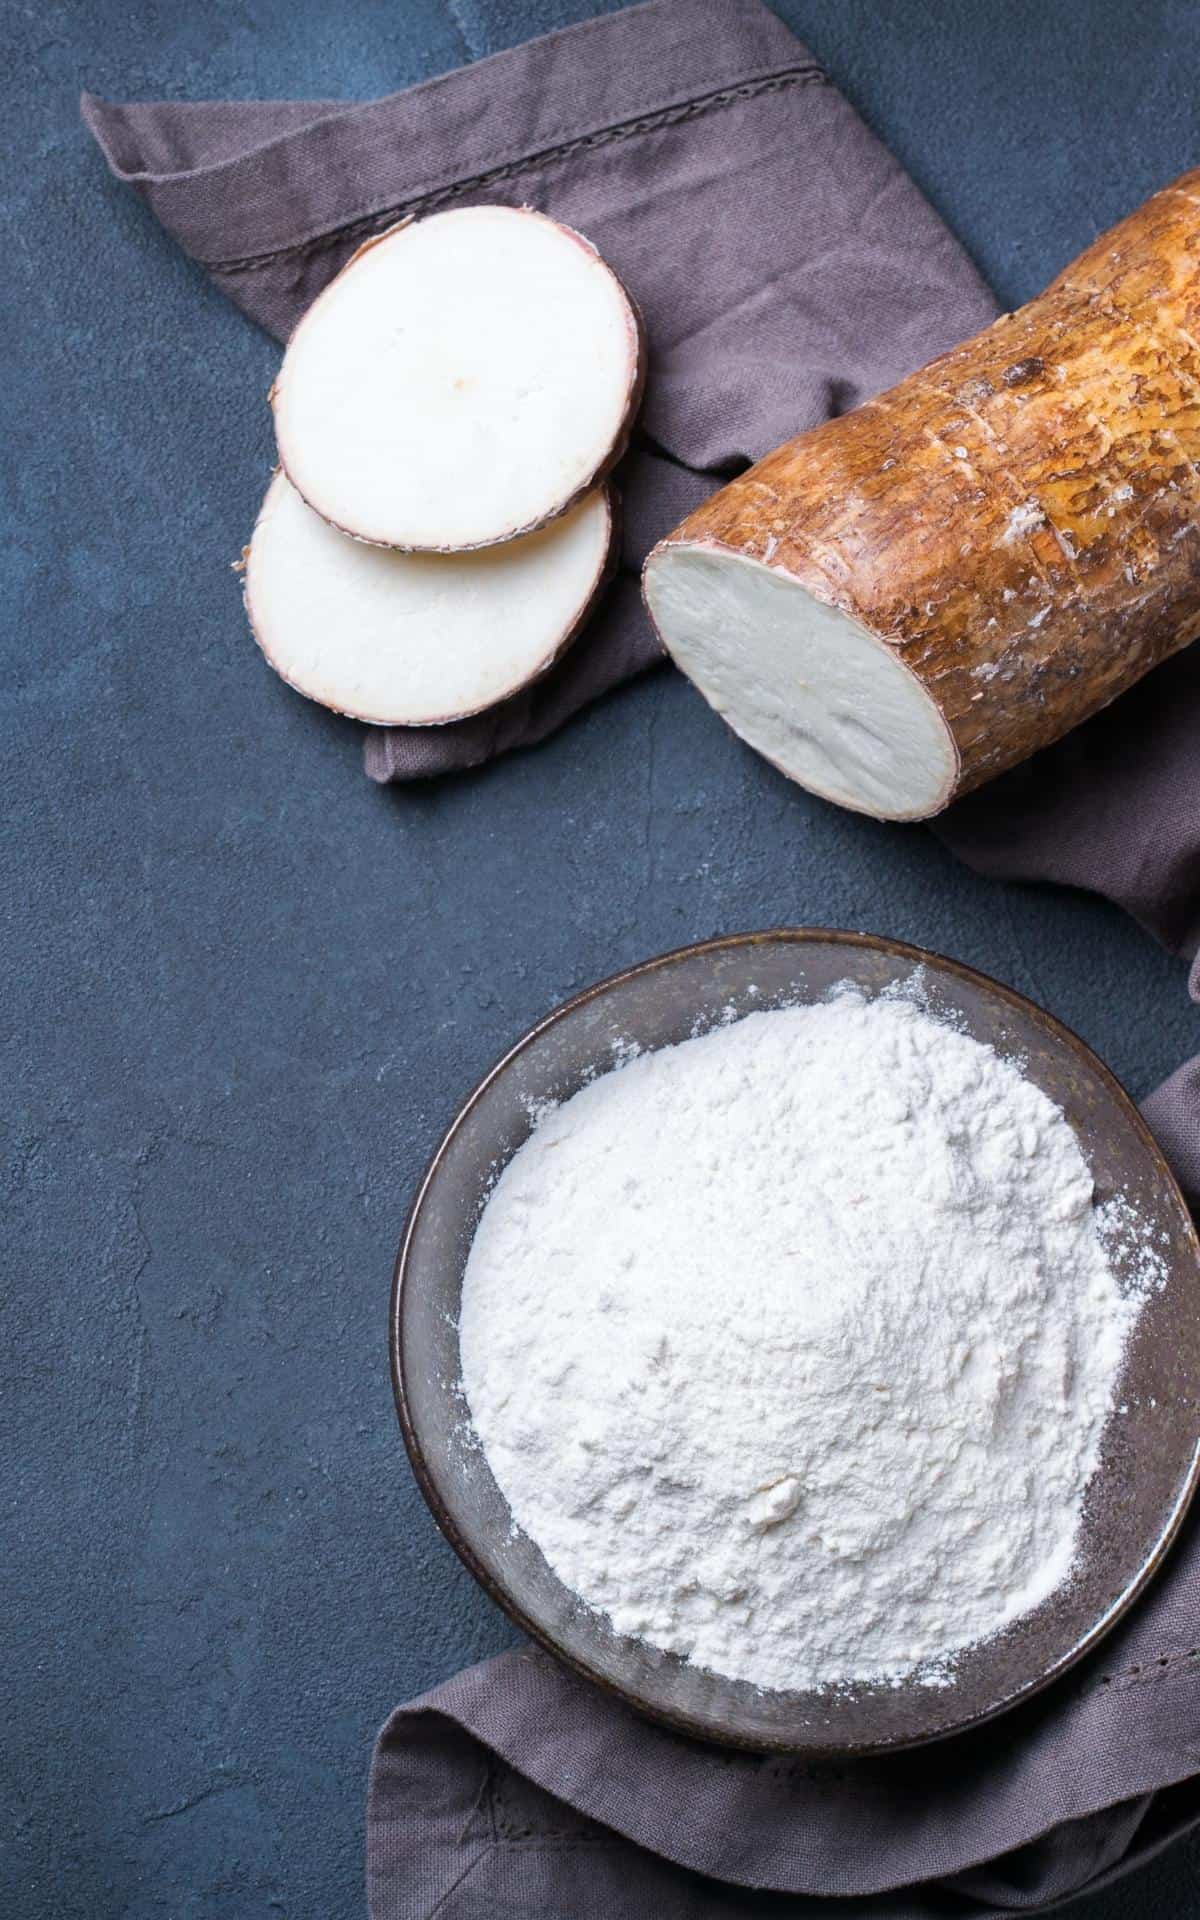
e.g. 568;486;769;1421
459;990;1139;1691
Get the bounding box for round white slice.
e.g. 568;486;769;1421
642;544;958;821
272;205;642;552
244;473;613;726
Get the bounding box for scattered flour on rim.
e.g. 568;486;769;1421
458;988;1149;1692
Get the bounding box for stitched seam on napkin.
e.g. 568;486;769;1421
489;1763;609;1845
1092;1645;1200;1696
208;64;828;275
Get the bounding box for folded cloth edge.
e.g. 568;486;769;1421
368;1642;1200;1900
80;0;821;268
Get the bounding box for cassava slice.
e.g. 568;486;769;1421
643;167;1200;821
271;206;642;552
243;473;613;726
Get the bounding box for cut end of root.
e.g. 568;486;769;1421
244;472;613;727
272;204;642;553
643;544;958;821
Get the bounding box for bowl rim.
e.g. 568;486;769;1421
389;925;1200;1754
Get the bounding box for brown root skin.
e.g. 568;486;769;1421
270;207;644;555
242;484;617;729
644;165;1200;818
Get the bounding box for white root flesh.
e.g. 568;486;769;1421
272;205;642;552
244;474;613;726
643;546;957;820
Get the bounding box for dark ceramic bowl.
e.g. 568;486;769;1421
391;930;1200;1753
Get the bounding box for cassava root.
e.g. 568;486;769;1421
644;169;1200;820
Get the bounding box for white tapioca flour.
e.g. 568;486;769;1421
458;989;1144;1692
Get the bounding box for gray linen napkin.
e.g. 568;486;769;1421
84;2;1200;1913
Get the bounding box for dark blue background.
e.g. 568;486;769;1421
7;1;1200;1914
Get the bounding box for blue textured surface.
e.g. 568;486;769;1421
6;1;1200;1914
